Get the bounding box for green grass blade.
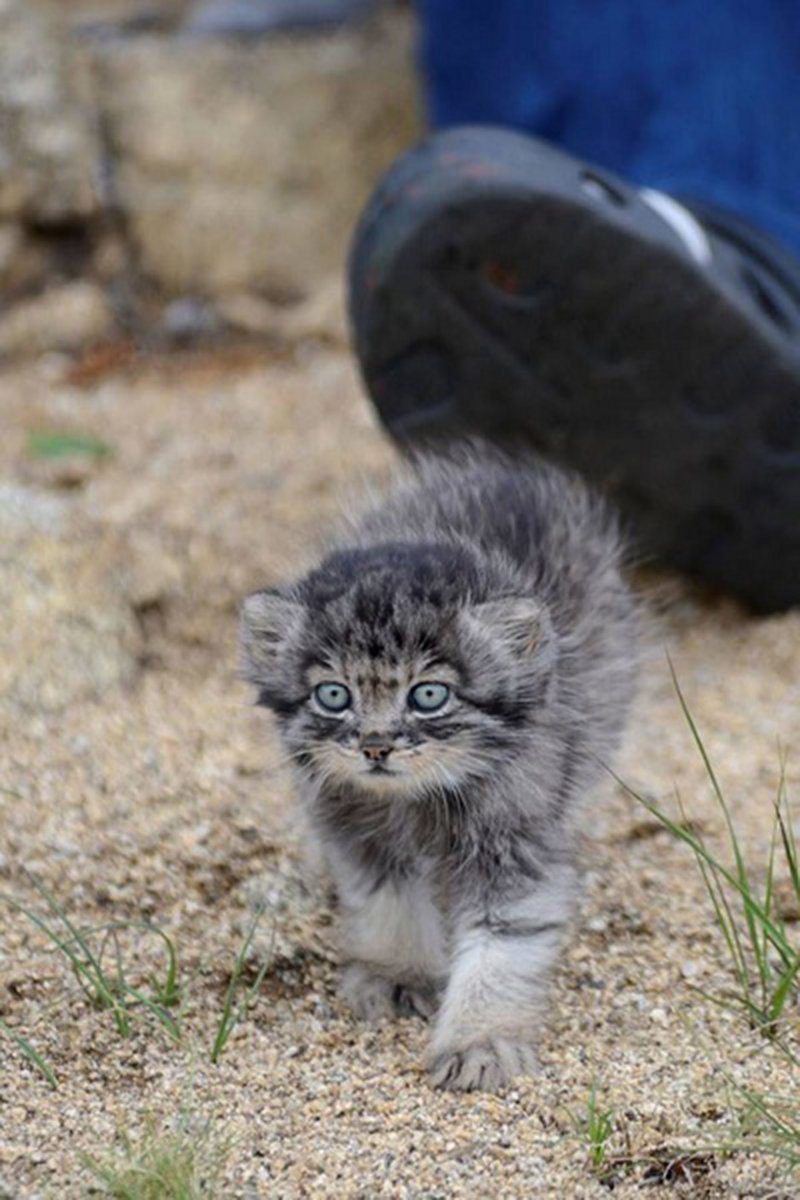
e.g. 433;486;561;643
81;1116;234;1198
618;670;800;1043
2;895;109;995
775;793;799;905
27;430;112;460
697;858;754;1001
71;920;183;1010
122;986;182;1044
137;924;180;1008
211;913;274;1064
211;926;255;1064
684;982;773;1030
618;780;791;963
5;884;129;1034
675;788;753;995
231;946;276;1032
24;871;109;979
768;953;800;1026
733;1079;799;1142
668;660;765;965
0;1018;57;1089
5;883;185;1047
760;812;780;998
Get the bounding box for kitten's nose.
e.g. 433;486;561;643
360;733;393;763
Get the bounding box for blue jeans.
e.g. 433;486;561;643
418;0;800;256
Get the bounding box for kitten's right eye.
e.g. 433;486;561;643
314;682;352;713
408;682;451;713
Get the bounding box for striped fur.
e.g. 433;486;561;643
241;445;637;1091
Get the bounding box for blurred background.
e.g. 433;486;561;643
2;6;800;1196
0;0;418;358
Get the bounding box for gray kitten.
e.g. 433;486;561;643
241;446;636;1091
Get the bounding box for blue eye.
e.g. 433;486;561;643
314;682;351;713
409;682;450;713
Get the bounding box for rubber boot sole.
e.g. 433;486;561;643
349;126;800;612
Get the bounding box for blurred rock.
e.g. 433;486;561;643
0;490;141;712
0;3;419;357
0;281;116;357
0;0;100;224
90;9;420;294
0;223;52;294
218;275;346;344
38;0;188;37
162;295;223;341
0;222;24;273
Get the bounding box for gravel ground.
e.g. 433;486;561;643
0;336;798;1198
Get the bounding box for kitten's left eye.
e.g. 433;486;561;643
314;682;352;712
408;682;450;713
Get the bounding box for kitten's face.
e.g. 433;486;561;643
241;545;556;800
295;648;479;794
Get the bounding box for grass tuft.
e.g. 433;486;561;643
621;661;800;1041
1;871;183;1043
584;1080;615;1172
728;1081;800;1169
568;1079;616;1177
3;871;279;1090
82;1116;233;1199
617;663;799;1174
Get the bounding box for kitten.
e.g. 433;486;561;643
241;446;637;1091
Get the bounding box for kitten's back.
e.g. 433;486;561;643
351;446;628;625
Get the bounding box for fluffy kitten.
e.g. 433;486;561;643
241;447;636;1091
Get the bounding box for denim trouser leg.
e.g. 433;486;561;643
418;0;800;255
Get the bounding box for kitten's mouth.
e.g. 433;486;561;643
360;762;404;781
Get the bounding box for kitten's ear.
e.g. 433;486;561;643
464;597;553;658
240;588;304;681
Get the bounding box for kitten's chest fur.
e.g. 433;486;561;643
312;773;564;898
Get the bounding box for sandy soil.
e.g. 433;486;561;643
0;336;798;1198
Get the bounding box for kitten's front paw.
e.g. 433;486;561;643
340;963;439;1022
428;1038;538;1092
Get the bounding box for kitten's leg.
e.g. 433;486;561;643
428;861;576;1092
331;857;448;1022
